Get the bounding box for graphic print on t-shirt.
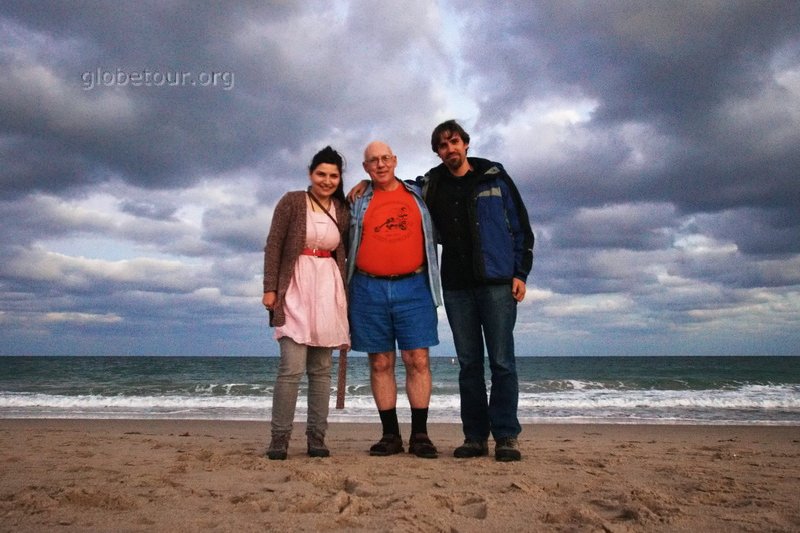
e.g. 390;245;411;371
369;202;411;242
374;206;409;234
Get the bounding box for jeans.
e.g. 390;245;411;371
271;337;332;438
444;285;521;441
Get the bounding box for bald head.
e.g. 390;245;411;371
363;141;392;161
362;140;398;191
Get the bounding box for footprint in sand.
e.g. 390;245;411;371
433;494;488;520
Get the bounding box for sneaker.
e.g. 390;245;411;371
495;437;521;462
369;434;404;456
408;433;438;459
266;433;290;460
453;439;489;458
307;432;330;458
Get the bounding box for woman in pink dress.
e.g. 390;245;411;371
262;146;350;459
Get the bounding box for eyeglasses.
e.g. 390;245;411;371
364;154;395;167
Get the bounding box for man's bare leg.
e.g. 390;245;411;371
401;348;431;408
368;351;404;455
369;351;397;410
402;348;438;458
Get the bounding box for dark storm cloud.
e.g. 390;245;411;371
202;204;268;253
0;195;105;244
1;1;798;356
0;2;320;195
0;137;98;197
0;193;198;254
697;208;800;256
1;1;450;199
118;199;178;221
457;0;800;256
550;203;676;250
458;1;800;126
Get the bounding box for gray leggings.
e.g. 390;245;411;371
271;337;333;437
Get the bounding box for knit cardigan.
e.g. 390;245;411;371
262;191;350;327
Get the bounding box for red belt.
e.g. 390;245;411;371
301;248;332;258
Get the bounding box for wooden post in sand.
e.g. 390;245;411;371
335;348;347;409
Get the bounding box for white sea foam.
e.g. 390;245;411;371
2;384;799;424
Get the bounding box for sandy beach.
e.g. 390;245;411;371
1;420;798;532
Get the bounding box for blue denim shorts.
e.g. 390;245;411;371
349;271;439;353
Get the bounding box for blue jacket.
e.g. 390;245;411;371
418;157;534;284
347;179;443;307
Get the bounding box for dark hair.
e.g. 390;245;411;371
308;146;346;204
430;119;471;153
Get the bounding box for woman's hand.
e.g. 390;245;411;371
262;291;277;310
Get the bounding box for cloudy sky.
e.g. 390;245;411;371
1;1;799;357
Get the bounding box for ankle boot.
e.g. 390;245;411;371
306;431;330;458
267;432;290;460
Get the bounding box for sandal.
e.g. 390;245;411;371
409;433;438;459
369;434;404;456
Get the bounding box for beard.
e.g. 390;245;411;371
445;152;465;171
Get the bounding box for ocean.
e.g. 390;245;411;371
1;356;799;425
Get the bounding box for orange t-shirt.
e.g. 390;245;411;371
356;185;424;276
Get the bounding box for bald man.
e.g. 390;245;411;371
346;141;443;459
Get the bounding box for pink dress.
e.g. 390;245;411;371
275;203;350;348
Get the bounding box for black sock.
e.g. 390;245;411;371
378;408;400;437
411;407;429;436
